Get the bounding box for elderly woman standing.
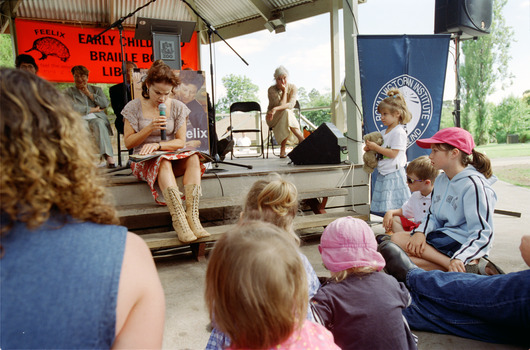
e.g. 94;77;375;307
65;65;116;168
122;60;209;243
266;66;304;158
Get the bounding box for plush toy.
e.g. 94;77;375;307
363;131;384;174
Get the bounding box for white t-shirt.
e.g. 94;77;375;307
377;124;407;175
236;136;251;146
402;191;431;223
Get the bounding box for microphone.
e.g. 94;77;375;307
158;103;167;140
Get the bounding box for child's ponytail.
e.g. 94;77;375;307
377;88;412;124
468;149;493;179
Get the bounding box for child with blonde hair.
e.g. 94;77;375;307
383;155;439;233
365;88;412;214
205;176;321;349
311;217;417;350
205;221;339;350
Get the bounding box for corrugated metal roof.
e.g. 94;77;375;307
4;0;342;39
12;0;315;28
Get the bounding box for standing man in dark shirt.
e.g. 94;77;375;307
110;61;138;135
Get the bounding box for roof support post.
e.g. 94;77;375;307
342;0;362;164
330;0;342;130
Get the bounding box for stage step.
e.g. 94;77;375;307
118;187;350;229
143;210;367;260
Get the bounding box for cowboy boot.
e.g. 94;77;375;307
184;184;210;238
163;186;197;243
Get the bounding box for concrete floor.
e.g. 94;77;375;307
156;157;530;350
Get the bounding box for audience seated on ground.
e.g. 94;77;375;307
205;176;321;349
378;236;530;347
205;221;340;350
383;155;438;233
390;128;500;274
0;68;165;349
311;217;417;350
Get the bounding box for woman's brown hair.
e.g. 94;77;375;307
205;221;307;349
141;59;180;99
0;69;119;240
432;143;493;178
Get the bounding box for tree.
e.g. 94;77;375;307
0;34;14;67
440;100;455;129
459;0;514;144
491;95;530;142
215;74;259;116
299;88;331;127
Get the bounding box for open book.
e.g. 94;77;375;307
129;149;213;163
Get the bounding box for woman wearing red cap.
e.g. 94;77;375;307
390;127;501;274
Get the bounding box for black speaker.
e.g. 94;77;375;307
434;0;492;38
288;122;344;165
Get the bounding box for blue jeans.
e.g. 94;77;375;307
402;268;530;346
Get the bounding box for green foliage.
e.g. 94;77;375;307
216;74;259;116
523;91;530;106
0;34;14;67
519;130;530;143
440;100;455;129
460;0;514;145
298;88;331;127
491;95;530;143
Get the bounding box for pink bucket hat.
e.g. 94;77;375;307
318;217;385;273
416;127;475;155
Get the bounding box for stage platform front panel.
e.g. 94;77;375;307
103;157;370;257
106;157;370;214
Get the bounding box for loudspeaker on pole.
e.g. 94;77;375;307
288;122;345;165
434;0;493;39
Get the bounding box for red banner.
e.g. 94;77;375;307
15;18;199;83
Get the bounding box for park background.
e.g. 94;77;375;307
1;0;528;177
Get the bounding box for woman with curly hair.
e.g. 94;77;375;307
122;60;209;243
0;68;165;349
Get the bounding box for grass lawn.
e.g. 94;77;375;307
476;143;530;188
476;143;530;159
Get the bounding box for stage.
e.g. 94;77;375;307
104;154;370;258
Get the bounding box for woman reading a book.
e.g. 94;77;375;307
122;60;210;243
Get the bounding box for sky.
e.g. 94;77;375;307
200;0;529;108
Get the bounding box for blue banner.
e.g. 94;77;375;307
357;35;450;160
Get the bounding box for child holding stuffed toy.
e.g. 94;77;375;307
383;155;439;233
311;217;417;350
364;88;412;215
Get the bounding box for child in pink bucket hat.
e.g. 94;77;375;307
311;217;417;350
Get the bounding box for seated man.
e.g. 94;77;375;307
65;65;115;168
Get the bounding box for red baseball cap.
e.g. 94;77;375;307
416;127;475;155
